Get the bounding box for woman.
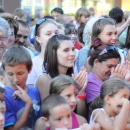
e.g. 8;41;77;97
35;34;87;118
27;18;59;85
85;18;126;73
85;39;120;120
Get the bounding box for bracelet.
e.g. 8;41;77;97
78;93;86;101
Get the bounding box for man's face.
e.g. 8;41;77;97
15;24;30;46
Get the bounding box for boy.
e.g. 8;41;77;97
2;46;42;130
34;95;72;130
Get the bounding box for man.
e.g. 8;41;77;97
15;20;34;58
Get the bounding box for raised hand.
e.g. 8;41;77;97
123;60;130;82
13;85;32;104
72;66;88;92
111;64;127;80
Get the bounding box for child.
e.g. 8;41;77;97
2;46;42;130
0;86;6;130
89;78;130;130
35;75;101;130
74;7;90;30
40;94;72;130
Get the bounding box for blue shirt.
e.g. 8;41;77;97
4;85;42;130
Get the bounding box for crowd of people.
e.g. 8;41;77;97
0;5;130;130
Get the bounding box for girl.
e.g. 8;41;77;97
35;34;87;117
85;18;126;73
74;7;90;30
26;18;59;85
89;78;130;130
35;75;101;130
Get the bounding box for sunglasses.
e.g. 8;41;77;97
99;46;117;56
35;18;47;36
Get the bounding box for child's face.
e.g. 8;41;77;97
108;88;130;116
0;92;6;130
80;15;90;24
60;85;78;111
4;64;30;90
98;24;118;46
48;104;72;130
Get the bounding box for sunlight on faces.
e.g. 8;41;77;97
48;104;72;130
106;88;130;116
57;40;75;69
4;64;31;90
98;25;118;46
0;92;6;130
36;23;59;49
95;58;119;81
60;85;78;111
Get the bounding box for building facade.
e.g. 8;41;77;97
0;0;130;19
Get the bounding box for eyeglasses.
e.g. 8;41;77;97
0;37;8;42
16;34;28;39
99;46;117;56
35;18;47;36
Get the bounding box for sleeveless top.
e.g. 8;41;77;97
89;108;109;126
89;108;115;126
45;112;79;130
72;112;79;128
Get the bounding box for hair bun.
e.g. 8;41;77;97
91;38;102;49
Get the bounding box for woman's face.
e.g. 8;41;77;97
98;25;118;46
60;85;78;111
57;40;75;70
36;23;59;50
8;27;15;48
94;58;119;81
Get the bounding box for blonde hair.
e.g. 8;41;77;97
75;7;90;23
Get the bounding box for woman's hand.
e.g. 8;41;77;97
72;66;88;92
111;64;127;80
123;60;130;82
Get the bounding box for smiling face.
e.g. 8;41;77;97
94;58;119;81
15;24;30;46
98;24;118;46
57;40;75;72
48;104;72;130
60;85;78;111
4;64;30;90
